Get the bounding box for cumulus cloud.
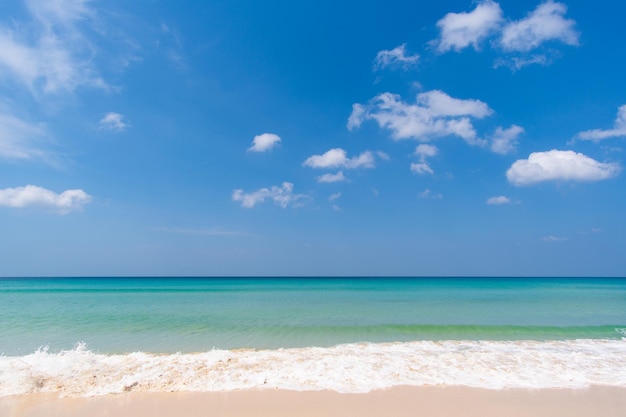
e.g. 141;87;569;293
506;150;621;186
500;1;579;53
303;148;375;169
491;125;524;154
433;1;578;69
232;182;305;208
486;195;511;205
248;133;281;152
0;185;91;214
411;144;439;175
576;105;626;142
317;171;346;183
349;90;492;145
99;113;128;132
373;44;419;70
410;163;434;175
415;144;438;158
0;0;108;96
434;0;504;52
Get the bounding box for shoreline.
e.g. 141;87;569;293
2;386;626;417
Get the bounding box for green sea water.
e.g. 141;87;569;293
1;277;625;355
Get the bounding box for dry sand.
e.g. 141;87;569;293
2;386;625;417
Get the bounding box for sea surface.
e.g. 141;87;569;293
1;277;625;396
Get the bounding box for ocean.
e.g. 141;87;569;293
1;277;625;396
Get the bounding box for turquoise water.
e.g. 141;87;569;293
1;277;625;355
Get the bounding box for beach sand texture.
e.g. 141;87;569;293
2;386;626;417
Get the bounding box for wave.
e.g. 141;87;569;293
1;338;625;397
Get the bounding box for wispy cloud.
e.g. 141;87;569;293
576;105;626;142
99;112;129;132
419;189;443;199
0;184;91;214
543;235;568;242
151;227;247;237
317;171;346;183
232;182;307;208
373;44;419;70
507;150;621;186
0;112;51;161
0;0;108;97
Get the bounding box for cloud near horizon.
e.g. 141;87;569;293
506;150;621;186
0;185;92;214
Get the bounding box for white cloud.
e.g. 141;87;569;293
410;162;434;175
328;192;341;202
317;171;346;183
491;125;524;154
419;189;443;199
576;105;626;142
350;90;492;145
434;0;504;52
543;235;568;242
0;185;91;214
0;112;50;160
347;104;366;131
0;0;108;96
415;144;439;158
151;227;246;237
304;148;375;169
99;113;128;132
232;182;305;209
486;195;511;205
506;150;621;186
500;1;579;52
247;133;281;152
493;54;551;71
376;151;390;161
412;144;439;175
373;44;419;70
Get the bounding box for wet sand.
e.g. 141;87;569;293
2;386;626;417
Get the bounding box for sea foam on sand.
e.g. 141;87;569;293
1;339;625;397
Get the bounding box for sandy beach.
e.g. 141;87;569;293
2;386;625;417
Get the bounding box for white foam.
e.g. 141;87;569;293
1;339;625;397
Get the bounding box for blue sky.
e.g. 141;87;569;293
1;0;625;276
